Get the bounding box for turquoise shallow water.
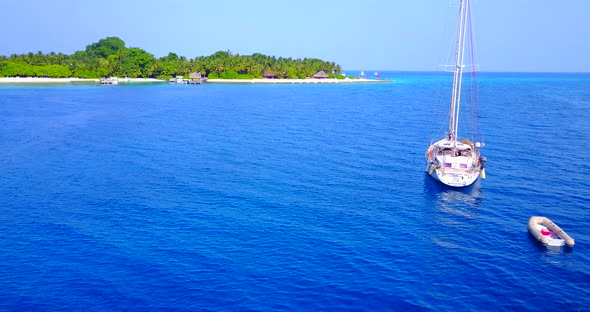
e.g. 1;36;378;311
1;72;589;311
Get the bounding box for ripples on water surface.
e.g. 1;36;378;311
1;72;589;311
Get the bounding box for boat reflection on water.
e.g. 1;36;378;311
422;175;484;250
423;174;484;219
527;227;574;256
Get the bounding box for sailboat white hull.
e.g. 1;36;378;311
426;163;480;187
425;139;483;188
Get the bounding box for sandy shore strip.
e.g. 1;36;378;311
206;78;391;84
0;77;391;84
0;77;97;84
0;77;167;84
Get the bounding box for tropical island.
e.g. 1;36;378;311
0;37;382;83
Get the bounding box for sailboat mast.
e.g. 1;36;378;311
448;0;469;141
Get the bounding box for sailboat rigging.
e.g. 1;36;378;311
425;0;486;187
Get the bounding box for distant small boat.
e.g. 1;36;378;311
169;75;185;84
100;77;119;85
374;72;381;78
528;216;575;247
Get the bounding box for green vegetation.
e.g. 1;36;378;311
0;37;342;79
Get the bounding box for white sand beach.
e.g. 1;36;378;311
206;78;390;84
0;77;98;83
0;77;166;84
0;77;390;84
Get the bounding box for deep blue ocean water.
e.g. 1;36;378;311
1;72;589;311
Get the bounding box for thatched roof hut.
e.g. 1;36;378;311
262;71;277;79
313;70;328;79
189;72;202;79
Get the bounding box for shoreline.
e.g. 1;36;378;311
0;77;392;85
206;78;391;84
0;77;166;84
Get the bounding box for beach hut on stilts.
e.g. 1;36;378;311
188;72;206;84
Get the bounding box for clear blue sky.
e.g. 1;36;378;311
2;0;589;72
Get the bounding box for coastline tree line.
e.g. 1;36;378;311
0;37;343;79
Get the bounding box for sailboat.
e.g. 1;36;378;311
425;0;486;187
